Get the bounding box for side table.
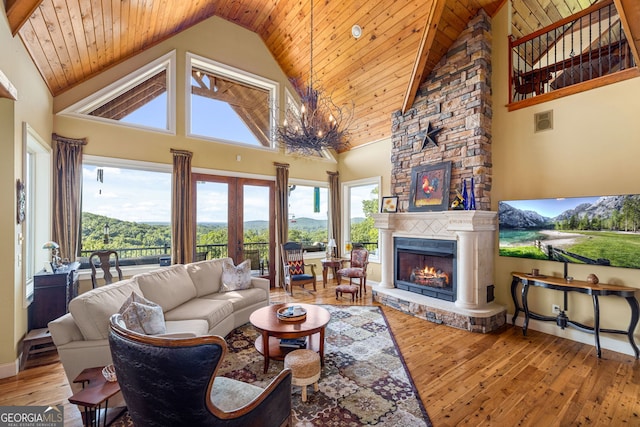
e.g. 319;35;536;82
69;367;125;427
321;258;344;287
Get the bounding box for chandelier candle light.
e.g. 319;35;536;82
277;0;353;155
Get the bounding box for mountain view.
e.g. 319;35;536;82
499;195;640;231
498;195;640;269
81;212;369;256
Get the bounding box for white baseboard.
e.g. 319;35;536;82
0;358;19;379
510;313;637;358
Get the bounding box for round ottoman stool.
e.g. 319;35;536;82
284;349;321;402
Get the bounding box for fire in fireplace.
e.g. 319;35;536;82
394;237;457;301
411;266;449;287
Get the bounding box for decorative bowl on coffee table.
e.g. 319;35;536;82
276;306;307;322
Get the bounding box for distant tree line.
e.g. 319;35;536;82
554;196;640;232
81;212;171;253
82;210;379;253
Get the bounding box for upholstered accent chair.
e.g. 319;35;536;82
108;314;292;427
280;242;317;295
89;250;123;289
337;247;369;295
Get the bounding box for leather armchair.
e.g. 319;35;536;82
108;314;292;426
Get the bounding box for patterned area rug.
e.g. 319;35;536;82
112;305;431;426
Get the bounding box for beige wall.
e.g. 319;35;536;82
0;4;54;371
338;138;392;188
338;138;393;282
492;5;640;338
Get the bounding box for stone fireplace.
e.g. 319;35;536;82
370;10;505;332
372;211;506;333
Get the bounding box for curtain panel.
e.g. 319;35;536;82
171;149;193;265
327;171;341;258
52;133;87;261
274;162;289;287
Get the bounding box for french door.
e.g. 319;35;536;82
192;174;275;285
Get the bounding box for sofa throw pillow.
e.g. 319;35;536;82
288;259;305;275
118;292;166;335
221;259;252;292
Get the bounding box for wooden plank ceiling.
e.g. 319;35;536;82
6;0;639;149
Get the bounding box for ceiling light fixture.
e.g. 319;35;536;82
352;25;362;39
277;0;353;155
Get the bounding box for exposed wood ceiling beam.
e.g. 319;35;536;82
613;0;640;66
0;69;18;100
89;72;167;120
402;0;447;114
5;0;42;36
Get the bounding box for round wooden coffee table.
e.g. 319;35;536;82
249;303;331;373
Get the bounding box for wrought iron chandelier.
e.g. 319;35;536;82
277;0;353;155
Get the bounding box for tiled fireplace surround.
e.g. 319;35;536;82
372;211;506;333
370;10;506;332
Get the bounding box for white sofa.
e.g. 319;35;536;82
48;258;269;391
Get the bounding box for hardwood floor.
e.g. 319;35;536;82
2;281;639;426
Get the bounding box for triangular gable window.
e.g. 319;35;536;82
59;51;176;133
187;53;277;149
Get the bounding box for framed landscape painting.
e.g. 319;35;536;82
408;161;451;212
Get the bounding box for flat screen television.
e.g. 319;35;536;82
498;194;640;269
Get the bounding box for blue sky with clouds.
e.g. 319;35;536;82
501;197;601;218
83;165;373;223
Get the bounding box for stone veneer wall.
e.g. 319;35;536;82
373;292;505;333
391;9;492;211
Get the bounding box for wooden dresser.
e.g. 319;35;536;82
29;262;80;330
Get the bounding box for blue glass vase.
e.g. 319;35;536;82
462;179;469;210
470;177;476;210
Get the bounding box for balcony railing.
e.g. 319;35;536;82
509;0;635;103
79;241;379;269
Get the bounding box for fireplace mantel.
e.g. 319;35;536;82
372;210;506;333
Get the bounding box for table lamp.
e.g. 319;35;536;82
326;239;336;259
42;241;61;267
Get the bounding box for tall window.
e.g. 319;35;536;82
24;124;51;305
188;53;278;149
343;178;380;257
288;183;328;254
81;157;171;266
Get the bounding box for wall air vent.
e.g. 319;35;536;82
534;110;553;133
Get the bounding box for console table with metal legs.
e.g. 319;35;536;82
510;272;639;359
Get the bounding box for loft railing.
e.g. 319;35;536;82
509;0;635;103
